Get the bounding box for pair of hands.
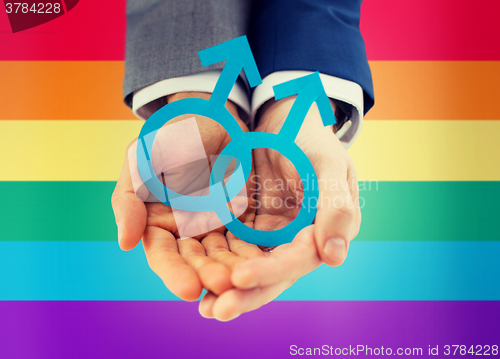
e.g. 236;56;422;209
112;92;361;321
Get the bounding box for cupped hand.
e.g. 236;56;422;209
199;97;361;320
111;92;260;301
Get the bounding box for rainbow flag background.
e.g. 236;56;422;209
1;0;499;357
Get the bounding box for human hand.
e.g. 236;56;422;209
111;92;260;301
199;97;361;320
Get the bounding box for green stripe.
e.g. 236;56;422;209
0;181;498;241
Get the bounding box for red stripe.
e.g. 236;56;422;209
0;0;499;60
361;0;500;60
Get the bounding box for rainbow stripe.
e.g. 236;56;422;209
0;302;498;358
1;0;499;61
2;61;499;120
0;241;499;300
1;120;499;181
0;0;499;356
1;182;499;243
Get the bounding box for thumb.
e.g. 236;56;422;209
111;141;147;251
312;159;360;267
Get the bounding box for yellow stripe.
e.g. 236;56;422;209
350;120;500;181
0;120;142;181
0;120;499;181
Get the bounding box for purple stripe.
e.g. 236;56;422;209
0;301;498;358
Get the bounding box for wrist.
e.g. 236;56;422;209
166;91;211;103
166;92;240;120
257;97;338;136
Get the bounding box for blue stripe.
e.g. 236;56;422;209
1;241;499;300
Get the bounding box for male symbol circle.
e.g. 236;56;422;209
136;36;336;247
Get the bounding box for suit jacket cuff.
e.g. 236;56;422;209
132;70;251;120
251;71;364;149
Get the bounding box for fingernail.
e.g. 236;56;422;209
117;223;123;244
324;238;347;263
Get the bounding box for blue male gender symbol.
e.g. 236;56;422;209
136;36;336;247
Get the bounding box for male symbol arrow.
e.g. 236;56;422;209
273;72;337;140
198;36;262;106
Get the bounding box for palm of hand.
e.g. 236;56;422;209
113;94;360;321
140;113;263;300
252;147;302;233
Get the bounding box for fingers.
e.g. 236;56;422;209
201;224;264;272
211;280;292;321
143;226;202;301
226;224;265;260
111;142;147;251
231;225;320;289
202;232;245;270
199;291;217;318
178;233;232;295
200;227;319;321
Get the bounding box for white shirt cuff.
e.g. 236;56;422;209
252;71;364;149
132;70;364;149
132;70;251;120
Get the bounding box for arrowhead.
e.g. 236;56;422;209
273;72;336;128
198;36;262;88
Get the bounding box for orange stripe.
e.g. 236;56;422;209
366;61;500;120
0;61;499;120
0;61;134;120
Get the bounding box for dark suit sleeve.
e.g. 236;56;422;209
248;0;374;114
123;0;250;108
